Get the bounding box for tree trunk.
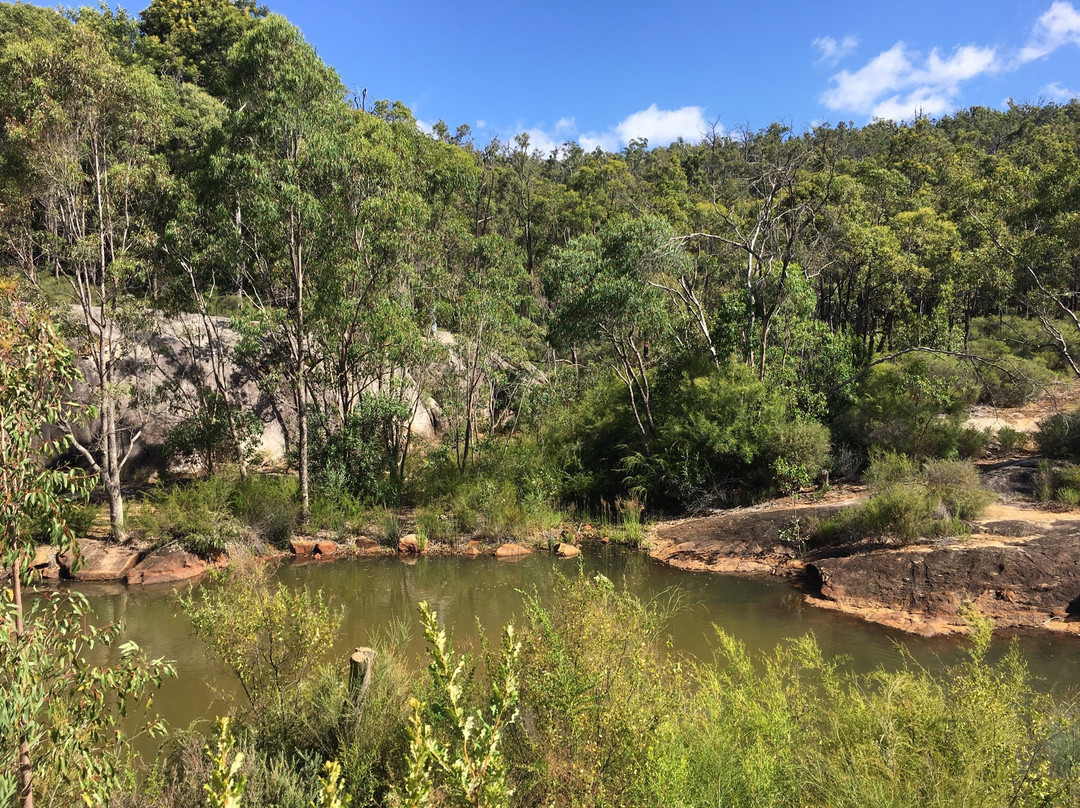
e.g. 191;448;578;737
13;555;34;808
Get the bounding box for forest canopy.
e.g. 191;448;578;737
3;0;1080;522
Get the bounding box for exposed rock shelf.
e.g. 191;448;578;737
649;489;1080;637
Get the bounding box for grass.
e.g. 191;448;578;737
813;454;994;547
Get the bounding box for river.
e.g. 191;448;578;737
73;547;1080;736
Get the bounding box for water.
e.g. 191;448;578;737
72;547;1080;737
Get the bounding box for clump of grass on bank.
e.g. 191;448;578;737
135;472;301;557
1035;460;1080;508
406;442;567;546
813;452;994;547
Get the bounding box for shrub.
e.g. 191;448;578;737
179;563;340;728
162;390;261;475
838;353;981;458
864;449;919;488
922;459;995;519
814;459;993;546
308;494;367;538
230;475;299;547
508;573;682;808
307;394;410;504
1036;410;1080;459
957;425;993;459
995;425;1029;454
137;479;247;558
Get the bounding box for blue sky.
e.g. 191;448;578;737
104;0;1080;152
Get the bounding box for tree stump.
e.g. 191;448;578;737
349;647;376;702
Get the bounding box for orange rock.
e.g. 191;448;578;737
398;534;421;554
494;543;532;559
315;540;337;557
59;539;140;582
290;539;317;556
127;546;207;586
354;536;380;554
554;542;581;559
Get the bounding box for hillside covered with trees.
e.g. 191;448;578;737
4;0;1080;538
4;2;1080;804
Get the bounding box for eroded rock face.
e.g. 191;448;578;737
354;536;381;554
554;542;581;558
806;527;1080;631
59;539;141;582
290;539;318;556
127;546;207;586
494;543;532;559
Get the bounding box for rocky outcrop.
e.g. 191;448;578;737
554;542;581;558
398;534;422;554
494;542;532;559
354;536;381;554
126;546;209;585
650;486;1080;636
59;539;141;581
290;539;318;556
805;521;1080;635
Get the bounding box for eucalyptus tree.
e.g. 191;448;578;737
545;215;681;453
218;14;351;520
0;14;169;539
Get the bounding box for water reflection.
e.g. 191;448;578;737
71;547;1080;736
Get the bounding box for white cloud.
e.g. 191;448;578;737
1041;80;1080;100
507;104;711;157
813;35;859;66
615;104;708;145
415;118;433;134
1019;1;1080;62
476;119;487;129
518;127;563;156
821;42;999;121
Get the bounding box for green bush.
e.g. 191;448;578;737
1035;410;1080;459
995;425;1029;454
137;479;247;558
1035;462;1080;507
864;449;919;488
923;459;995;519
163;391;262;475
815;459;993;546
678;617;1079;808
307;393;409;504
508;573;681;807
838;353;981;458
308;494;367;538
230;475;299;547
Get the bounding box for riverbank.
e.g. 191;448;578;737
648;480;1080;637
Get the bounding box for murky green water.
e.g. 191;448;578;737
73;547;1080;737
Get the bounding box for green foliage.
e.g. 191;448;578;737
839;353;981;459
995;425;1029;454
230;474;300;547
308;393;410;503
136;473;301;555
815;456;994;546
204;717;248;808
139;476;247;557
179;563;341;725
163;389;262;474
0;591;174;805
394;601;521;808
1035;410;1080;460
676;617;1079;808
508;573;681;808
